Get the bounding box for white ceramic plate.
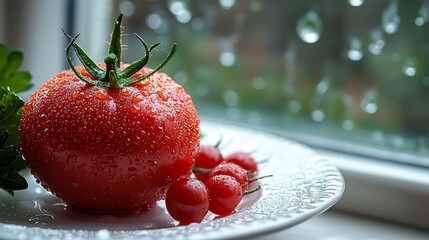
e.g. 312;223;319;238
0;120;344;240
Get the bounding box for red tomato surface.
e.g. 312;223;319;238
19;65;200;212
165;178;209;224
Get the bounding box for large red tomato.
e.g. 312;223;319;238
19;14;200;212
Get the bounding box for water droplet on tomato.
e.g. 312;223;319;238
121;90;131;96
156;91;168;101
72;92;83;99
145;105;153;111
148;160;158;166
23;104;33;111
131;96;142;103
130;105;140;113
96;92;111;100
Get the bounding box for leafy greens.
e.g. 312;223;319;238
0;43;32;195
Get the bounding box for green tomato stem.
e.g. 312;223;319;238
62;12;177;89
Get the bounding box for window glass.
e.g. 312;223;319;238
113;0;429;165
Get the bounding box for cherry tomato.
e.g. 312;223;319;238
206;175;242;216
224;152;258;174
19;14;200;211
209;162;249;192
165;178;210;225
194;145;223;182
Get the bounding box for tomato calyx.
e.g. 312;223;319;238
62;13;177;89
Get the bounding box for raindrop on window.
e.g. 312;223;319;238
192;17;205;30
296;11;323;44
402;58;417;77
368;30;385;55
342;119;355;131
169;1;186;15
119;0;135;16
348;0;364;7
219;51;236;66
174;71;189;85
146;14;163;29
391;135;405;148
423;76;429;86
169;0;192;23
224;90;239;107
176;11;192;23
415;1;429;26
196;83;211;96
249;0;263;12
347;37;363;61
382;1;400;34
361;89;378;114
311;109;325;122
247;111;262;125
288;100;301;113
372;131;385;143
251;77;267;90
390;52;400;62
226;107;241;120
219;0;236;10
316;77;330;95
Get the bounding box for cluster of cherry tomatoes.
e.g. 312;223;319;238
165;144;270;225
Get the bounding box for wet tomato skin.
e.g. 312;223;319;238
19;65;200;211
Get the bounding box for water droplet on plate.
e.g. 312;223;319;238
296;11;323;44
96;229;111;240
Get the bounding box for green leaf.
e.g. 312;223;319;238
0;130;8;149
8;71;33;93
0;145;19;170
0;45;32;94
0;86;24;124
0;171;28;196
0;43;30;196
0;130;27;196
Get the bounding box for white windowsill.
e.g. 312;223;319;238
250;148;429;239
318;148;429;230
